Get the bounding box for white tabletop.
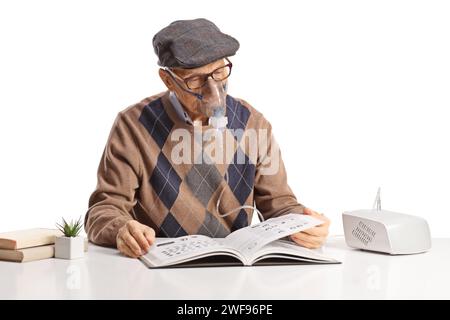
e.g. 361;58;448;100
1;236;449;299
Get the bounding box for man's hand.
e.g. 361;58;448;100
116;220;155;258
290;208;330;249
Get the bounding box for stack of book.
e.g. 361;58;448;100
0;228;64;262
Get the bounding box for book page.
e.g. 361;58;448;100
140;235;240;267
251;240;339;264
223;213;323;257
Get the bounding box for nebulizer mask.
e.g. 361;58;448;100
165;68;228;130
197;79;228;130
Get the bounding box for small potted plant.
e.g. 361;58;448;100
55;217;84;259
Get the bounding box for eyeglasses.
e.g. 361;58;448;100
166;58;232;90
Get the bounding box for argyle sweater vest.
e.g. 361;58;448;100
85;91;305;246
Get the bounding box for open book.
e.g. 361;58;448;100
140;214;340;268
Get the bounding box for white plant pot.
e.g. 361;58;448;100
55;236;84;260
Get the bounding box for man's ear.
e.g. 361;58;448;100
159;68;174;91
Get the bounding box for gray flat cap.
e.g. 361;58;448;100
153;18;240;69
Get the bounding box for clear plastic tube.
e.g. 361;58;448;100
215;171;265;222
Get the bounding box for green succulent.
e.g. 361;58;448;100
56;216;83;237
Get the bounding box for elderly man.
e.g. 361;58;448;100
85;18;330;258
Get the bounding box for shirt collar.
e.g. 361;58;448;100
169;91;193;125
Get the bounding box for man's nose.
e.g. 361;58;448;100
202;77;216;89
201;78;221;98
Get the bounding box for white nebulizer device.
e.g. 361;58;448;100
342;188;431;255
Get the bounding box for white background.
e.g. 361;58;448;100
1;0;449;237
